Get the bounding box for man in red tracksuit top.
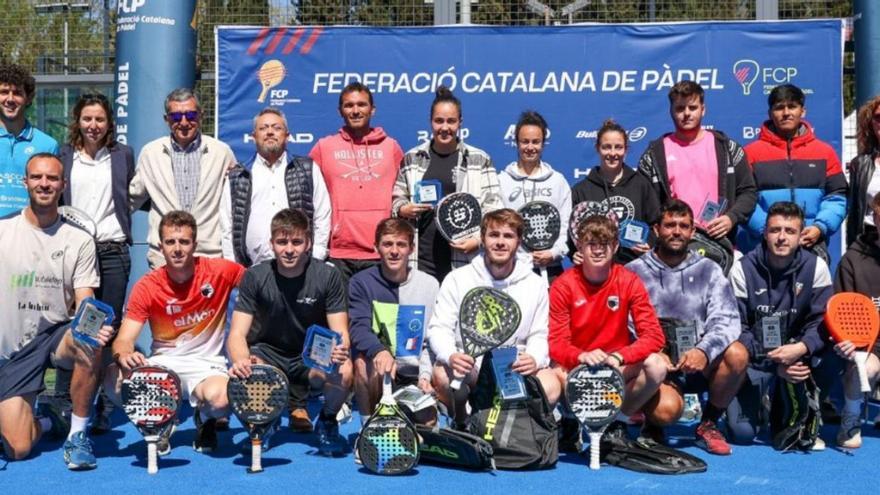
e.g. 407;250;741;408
549;214;666;450
309;82;404;282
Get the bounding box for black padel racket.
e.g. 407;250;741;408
122;365;182;474
435;192;482;243
519;201;561;283
228;364;289;473
356;374;420;475
566;364;625;470
451;287;522;390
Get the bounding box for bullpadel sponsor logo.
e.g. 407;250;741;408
575;126;647;142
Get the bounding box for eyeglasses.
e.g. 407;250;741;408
167;111;199;123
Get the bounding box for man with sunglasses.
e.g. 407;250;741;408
548;214;666;451
0;63;59;217
130;88;236;268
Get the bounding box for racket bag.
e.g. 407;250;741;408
600;436;707;475
688;229;734;276
466;354;559;470
416;424;495;471
769;375;821;451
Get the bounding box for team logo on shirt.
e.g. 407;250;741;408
298;296;317;305
165;298;182;315
201;283;215;298
607;296;620;311
574;298;587;308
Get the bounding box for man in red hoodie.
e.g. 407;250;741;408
549;214;666;450
309;82;404;281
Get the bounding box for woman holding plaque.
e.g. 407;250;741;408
498;110;572;282
392;86;503;282
570;118;660;264
55;93;136;432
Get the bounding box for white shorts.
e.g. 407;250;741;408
147;354;228;407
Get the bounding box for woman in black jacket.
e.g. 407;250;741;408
570;119;660;264
847;95;880;245
56;93;136;432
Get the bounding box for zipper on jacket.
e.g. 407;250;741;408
786;139;795;203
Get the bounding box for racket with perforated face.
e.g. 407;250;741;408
519;201;561;251
122;366;182;475
227;364;289;473
451;287;522;390
59;205;97;238
356;374;419;475
826;293;880;393
435;192;482;243
566;364;625;470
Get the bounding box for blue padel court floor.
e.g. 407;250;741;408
4;400;880;495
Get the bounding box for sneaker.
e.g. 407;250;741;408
215;417;230;432
62;431;97;470
336;402;353;424
811;437;826;451
316;417;347;457
836;411;862;449
240;418;279;454
558;417;583;453
37;401;70;440
156;422;176;457
289;408;313;433
695;420;732;455
639;421;666;445
192;410;217;453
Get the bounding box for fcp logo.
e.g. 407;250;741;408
118;0;146;14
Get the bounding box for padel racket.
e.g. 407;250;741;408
566;364;625;470
451;287;522;390
825;292;880;393
435;192;481;243
688;228;734;276
59;205;97;238
121;365;182;475
227;364;289;473
519;201;561;283
356;374;420;475
569;201;618;242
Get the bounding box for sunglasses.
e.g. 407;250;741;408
166;111;199;123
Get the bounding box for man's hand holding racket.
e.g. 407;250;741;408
116;350;148;372
833;340;857;361
229;355;259;380
577;349;622;369
449;352;475;377
373;349;397;379
531;250;554;267
449;237;480;254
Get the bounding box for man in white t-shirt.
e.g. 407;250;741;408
0;153;111;470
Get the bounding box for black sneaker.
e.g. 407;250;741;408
559;417;583;453
193;410;217;453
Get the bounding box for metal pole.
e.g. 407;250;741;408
63;18;69;120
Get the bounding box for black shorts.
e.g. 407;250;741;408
250;343;311;388
669;370;710;394
0;322;69;402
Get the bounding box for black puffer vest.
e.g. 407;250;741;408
229;154;315;266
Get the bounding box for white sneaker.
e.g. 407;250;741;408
837;411;862;449
336;402;352;424
810;437;826;452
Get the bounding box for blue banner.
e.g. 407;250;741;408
216;21;843;254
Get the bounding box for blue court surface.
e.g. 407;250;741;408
4;401;878;495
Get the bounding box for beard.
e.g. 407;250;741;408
656;238;689;258
257;141;284;157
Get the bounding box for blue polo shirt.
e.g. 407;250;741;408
0;121;59;216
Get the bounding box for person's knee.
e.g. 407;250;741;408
642;353;668;386
723;342;750;373
643;383;683;426
2;434;33;460
353;355;370;385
